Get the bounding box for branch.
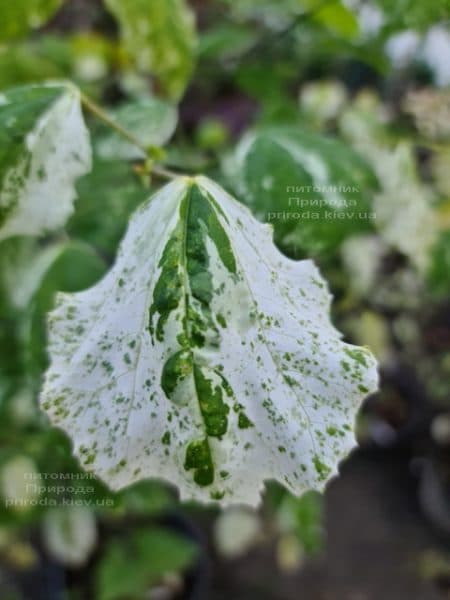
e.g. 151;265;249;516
79;91;182;181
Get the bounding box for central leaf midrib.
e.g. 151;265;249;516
179;184;216;486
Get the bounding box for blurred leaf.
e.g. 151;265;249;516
104;0;197;99
38;242;106;296
70;33;115;84
235;62;299;109
43;506;97;567
0;236;104;410
0;83;91;241
95;98;178;160
277;490;324;555
0;238;105;388
195;118;230;150
0;0;63;42
199;23;257;61
340;234;385;298
299;79;348;127
0;236;105;315
214;507;261;558
96;528;198;600
375;0;450;29
0;35;114;90
117;480;174;516
0;238;67;313
226;126;378;257
1;455;40;512
341;95;439;271
403;88;450;142
0;310;29;404
0;44;64;89
67;157;148;256
222;0;304;25
223;0;358;39
313;1;359;39
427;229;450;297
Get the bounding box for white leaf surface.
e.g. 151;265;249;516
41;176;378;506
0;83;91;241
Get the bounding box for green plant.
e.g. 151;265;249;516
1;1;450;596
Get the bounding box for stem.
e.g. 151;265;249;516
79;91;182;181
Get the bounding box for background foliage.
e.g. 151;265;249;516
0;0;450;598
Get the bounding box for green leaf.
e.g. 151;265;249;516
41;176;378;506
67;157;148;256
427;230;450;297
0;0;63;42
0;83;91;241
104;0;197;99
0;237;105;398
199;23;257;61
0;42;65;90
375;0;450;29
223;0;358;38
95;98;178;160
0;237;66;313
96;528;198;600
313;1;359;39
226;127;378;258
37;242;106;296
277;490;324;554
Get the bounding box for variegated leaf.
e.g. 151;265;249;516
41;176;378;506
224;127;377;257
0;83;91;241
104;0;197;100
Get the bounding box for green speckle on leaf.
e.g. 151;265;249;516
238;411;253;429
161;349;193;402
344;347;369;368
184;438;214;486
313;456;331;481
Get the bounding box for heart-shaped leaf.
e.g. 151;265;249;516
41;176;378;505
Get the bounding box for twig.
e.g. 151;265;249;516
79;91;182;181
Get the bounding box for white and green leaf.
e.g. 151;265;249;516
340;97;438;271
225;127;378;256
0;83;92;241
41;176;378;506
369;143;438;272
104;0;197;100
